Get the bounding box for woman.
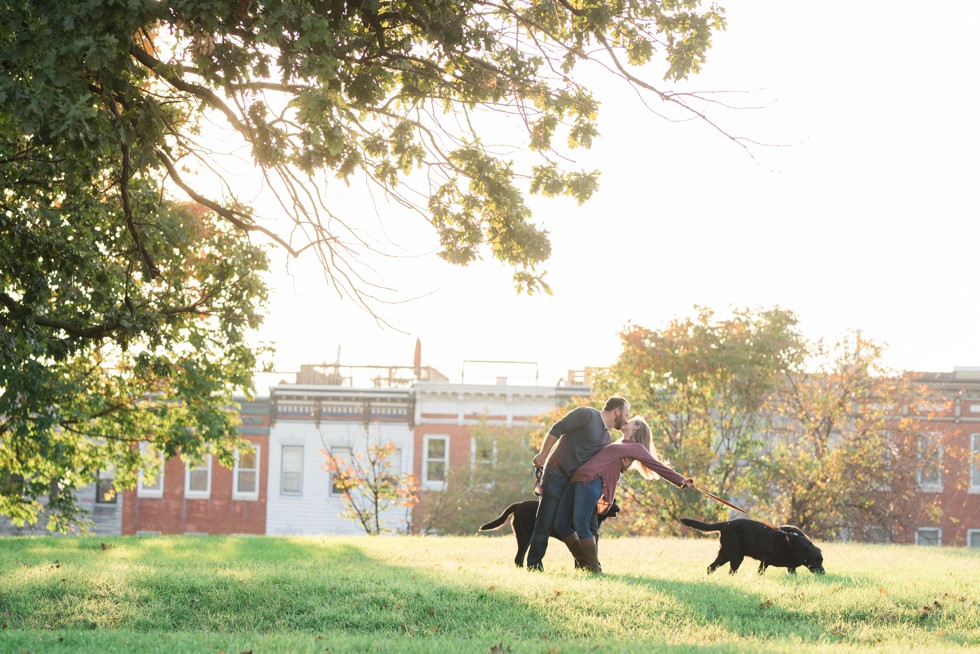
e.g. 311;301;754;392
554;417;694;573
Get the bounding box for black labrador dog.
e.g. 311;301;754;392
480;499;620;567
681;517;825;575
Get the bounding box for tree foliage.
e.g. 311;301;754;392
594;307;806;535
1;0;728;529
751;333;940;541
595;307;938;541
2;0;728;301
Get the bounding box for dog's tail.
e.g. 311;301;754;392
680;517;723;532
479;503;522;531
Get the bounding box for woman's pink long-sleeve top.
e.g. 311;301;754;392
569;441;688;515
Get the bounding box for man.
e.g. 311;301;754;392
525;396;630;571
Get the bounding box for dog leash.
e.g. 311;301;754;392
696;486;749;515
694;485;781;531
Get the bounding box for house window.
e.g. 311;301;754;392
381;447;403;486
917;432;943;491
970;433;980;492
967;529;980;548
472;433;496;469
872;430;893;492
185;455;212;499
472;433;497;488
423;435;449;490
95;468;116;504
233;445;260;500
137;443;164;498
915;527;941;546
862;524;890;544
328;447;351;496
281;445;304;495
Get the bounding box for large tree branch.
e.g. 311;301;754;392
0;291;212;340
128;44;252;140
155;150;306;256
120;141;162;279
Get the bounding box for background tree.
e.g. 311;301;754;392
594;307;805;535
324;441;419;535
1;0;730;528
751;332;940;540
414;419;539;534
0;194;267;531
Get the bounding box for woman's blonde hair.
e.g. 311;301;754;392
628;417;668;481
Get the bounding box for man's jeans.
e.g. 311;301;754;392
525;466;570;570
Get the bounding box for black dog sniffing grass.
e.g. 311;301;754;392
681;517;825;575
480;499;619;568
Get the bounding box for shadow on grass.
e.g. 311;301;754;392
0;536;556;641
613;570;976;648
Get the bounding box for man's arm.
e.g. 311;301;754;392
532;433;559;468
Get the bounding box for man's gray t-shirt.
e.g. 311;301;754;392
547;406;611;474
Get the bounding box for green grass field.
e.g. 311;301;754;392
0;533;977;653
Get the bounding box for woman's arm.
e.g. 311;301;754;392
628;443;692;488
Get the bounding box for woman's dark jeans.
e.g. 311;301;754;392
554;477;602;540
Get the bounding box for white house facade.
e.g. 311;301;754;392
265;385;415;535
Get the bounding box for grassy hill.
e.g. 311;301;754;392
0;533;977;653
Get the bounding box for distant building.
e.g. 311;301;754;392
265;382;415;535
8;360;977;546
902;367;980;547
120;397;270;535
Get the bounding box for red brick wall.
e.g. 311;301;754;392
413;423;472;485
121;434;268;535
908;420;980;546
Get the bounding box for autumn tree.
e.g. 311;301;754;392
324;441;419;535
1;0;730;528
750;332;940;541
594;307;805;535
598;308;944;541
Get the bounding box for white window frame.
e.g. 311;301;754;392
281;445;304;496
914;527;942;546
423;434;449;491
233;445;260;500
969;433;980;493
916;432;943;492
184;455;212;499
967;529;980;549
137;444;165;498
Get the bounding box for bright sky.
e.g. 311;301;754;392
251;1;980;388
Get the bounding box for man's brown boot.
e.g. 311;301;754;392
563;533;586;568
577;535;603;574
